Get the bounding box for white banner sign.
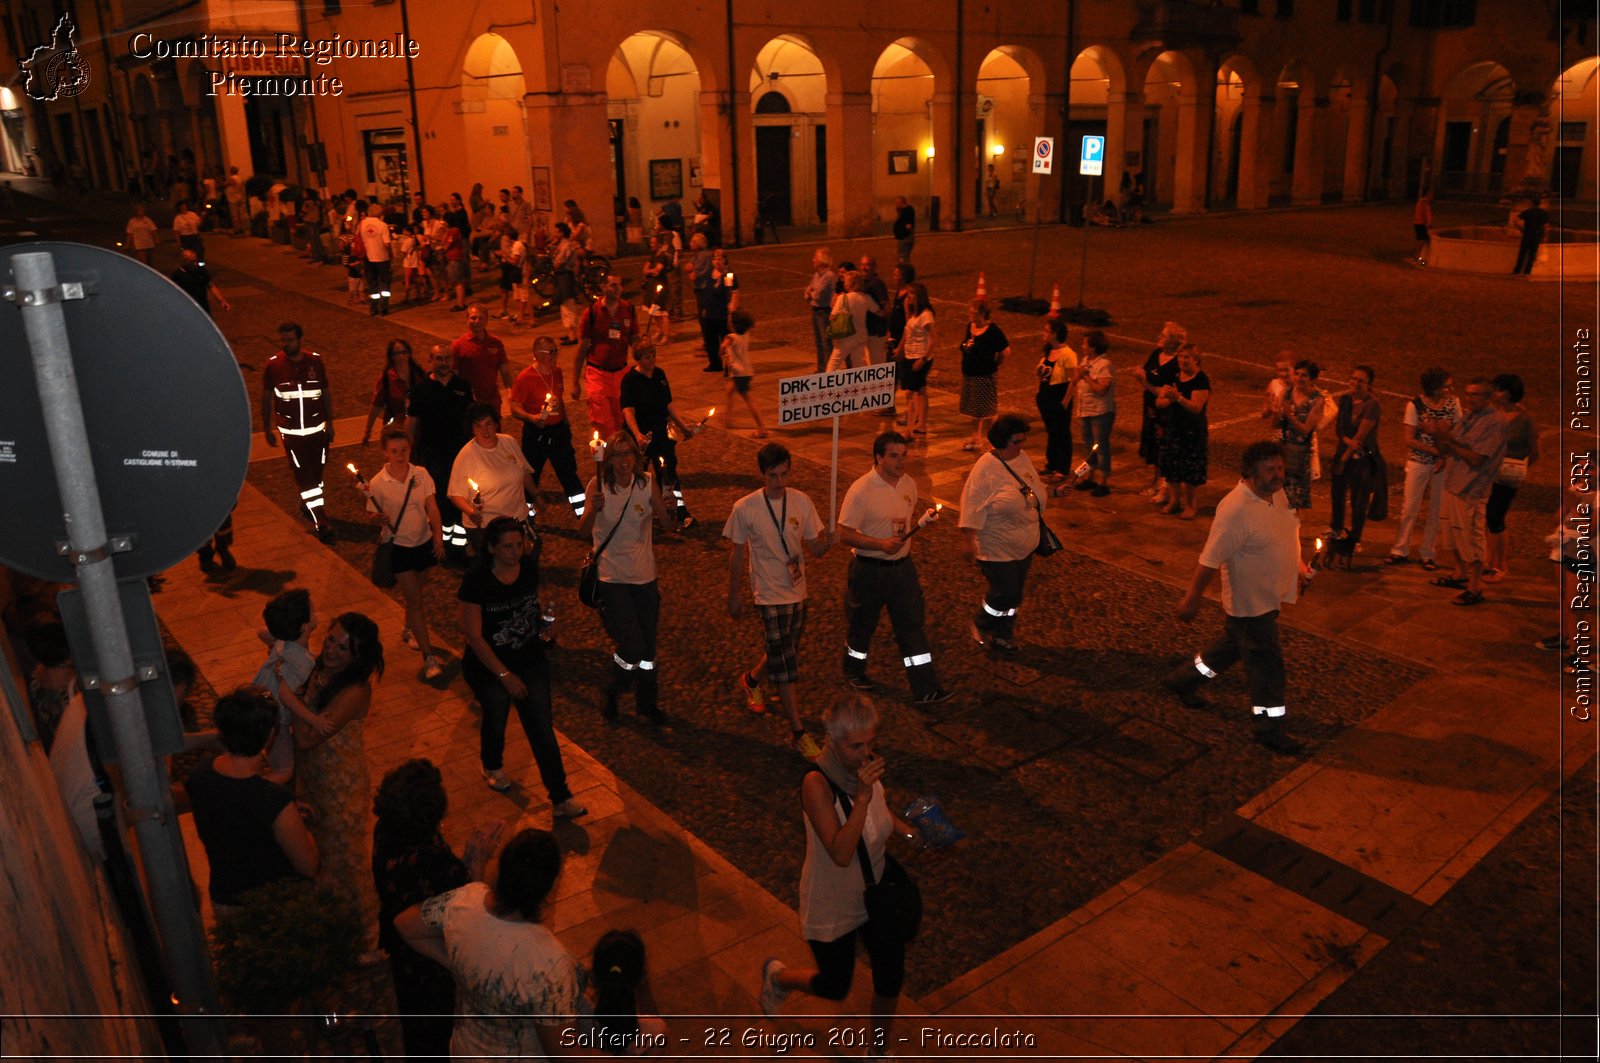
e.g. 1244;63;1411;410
778;363;896;425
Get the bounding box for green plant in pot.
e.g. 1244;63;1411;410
210;879;362;1049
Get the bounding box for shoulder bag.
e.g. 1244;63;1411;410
996;457;1063;557
577;482;633;609
370;475;417;589
825;294;857;340
825;775;922;943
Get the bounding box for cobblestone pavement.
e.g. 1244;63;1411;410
7;181;1592;1054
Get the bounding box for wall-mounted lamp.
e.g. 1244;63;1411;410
991;143;1005;156
924;146;935;159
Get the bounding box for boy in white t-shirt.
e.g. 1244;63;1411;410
723;443;833;759
721;310;767;438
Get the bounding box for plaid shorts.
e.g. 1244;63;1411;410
759;601;807;685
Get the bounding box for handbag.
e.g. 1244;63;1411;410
827;777;922;943
996;456;1063;557
1497;456;1528;486
825;296;857;340
577;482;633;609
370;475;417;589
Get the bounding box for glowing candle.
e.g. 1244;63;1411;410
589;430;606;462
346;463;367;488
916;503;942;529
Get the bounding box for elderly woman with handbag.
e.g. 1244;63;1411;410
759;694;921;1055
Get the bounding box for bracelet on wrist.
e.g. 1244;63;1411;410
496;669;510;678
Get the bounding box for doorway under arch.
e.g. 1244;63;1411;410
1437;61;1515;195
607;33;706;243
872;41;937;224
750;36;828;227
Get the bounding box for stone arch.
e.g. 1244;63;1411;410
1140;50;1197;207
460;33;532;198
975;46;1044;218
181;60;224;182
872;39;944;224
607;31;709;241
1214;54;1262;205
1549;58;1600;198
749;35;831;227
1274;60;1323;203
1436;60;1515;194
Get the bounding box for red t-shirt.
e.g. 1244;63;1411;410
580;300;637;372
451;332;508;404
510;365;566;426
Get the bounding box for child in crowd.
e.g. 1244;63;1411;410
721;310;766;438
252;588;322;786
343;232;365;307
582;930;667;1057
399;225;424;304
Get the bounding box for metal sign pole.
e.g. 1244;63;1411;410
10;251;226;1052
829;414;840;533
1077;174;1094;309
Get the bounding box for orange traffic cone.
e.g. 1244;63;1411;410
976;272;987;299
1047;283;1061;318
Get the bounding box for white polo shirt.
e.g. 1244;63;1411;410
1199;479;1303;617
958;451;1046;562
838;469;918;561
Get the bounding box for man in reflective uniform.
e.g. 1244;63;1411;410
836;431;953;705
408;342;475;563
261;322;335;541
621;339;697;529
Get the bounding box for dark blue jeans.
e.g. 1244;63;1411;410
465;656;571;802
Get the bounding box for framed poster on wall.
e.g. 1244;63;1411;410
649;158;683;200
530;167;553;212
888;150;918;175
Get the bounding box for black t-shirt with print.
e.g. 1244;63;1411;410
457;561;546;673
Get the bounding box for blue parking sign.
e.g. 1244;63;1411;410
1080;135;1105;176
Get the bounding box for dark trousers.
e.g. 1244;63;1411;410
974;556;1033;639
464;656;571;800
520;420;587;516
1513;236;1542;275
700;308;728;370
197;505;235;560
844;557;938;697
1036;385;1073;473
421;454;467;549
1167;611;1287;717
364;260;392;313
282;429;330;530
645;439;691;521
598;580;661;715
1330;453;1375;545
810;308;832;372
806;917;906;1000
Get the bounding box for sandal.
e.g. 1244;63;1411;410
961;442;979;452
1480;568;1503;583
1430;576;1469;590
1452;590;1485;606
1419;559;1439;571
1383;554;1410;566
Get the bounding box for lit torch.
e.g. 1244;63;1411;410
916;502;943;529
346;462;368;489
694;407;716;434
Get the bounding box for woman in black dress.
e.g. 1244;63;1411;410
1140;322;1184;504
1034;317;1076;478
1155;345;1211;519
959;298;1010;452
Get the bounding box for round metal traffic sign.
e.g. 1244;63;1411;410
1036;140;1052;160
0;243;250;582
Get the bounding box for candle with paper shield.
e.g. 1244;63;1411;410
589;430;605;462
916;502;943;529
